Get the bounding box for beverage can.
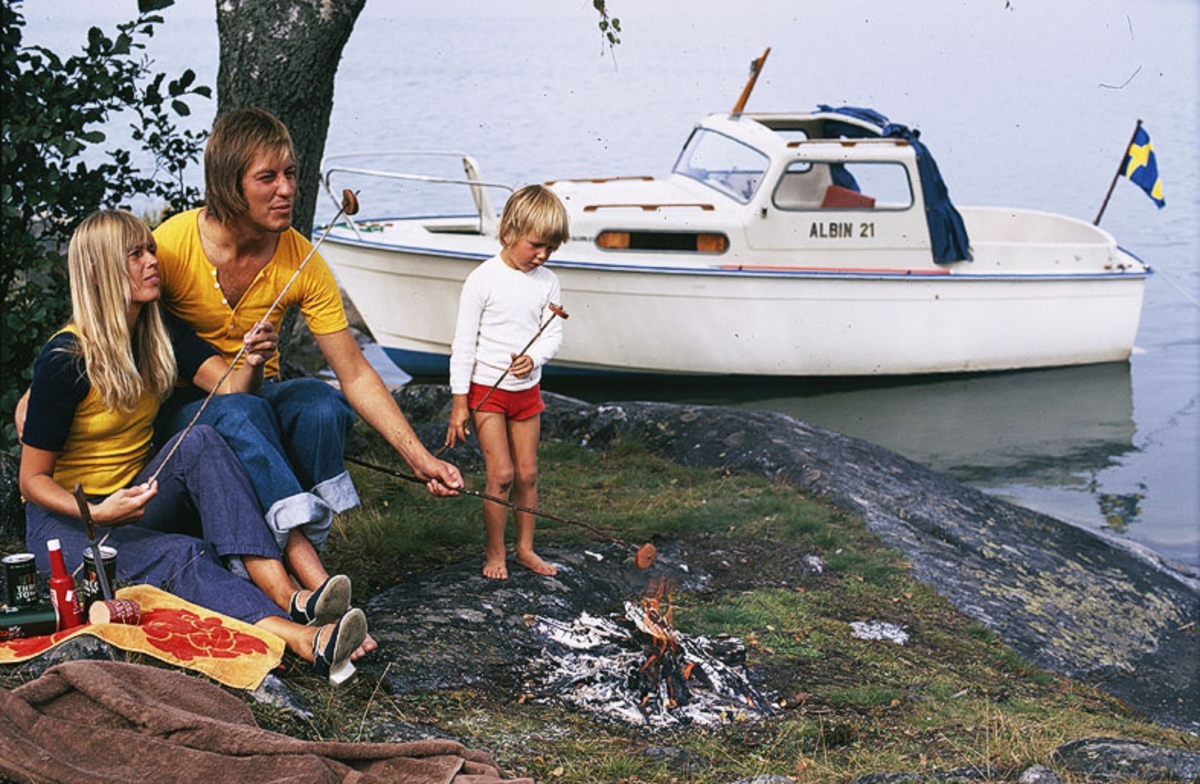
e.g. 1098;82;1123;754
3;553;40;607
80;545;118;614
0;603;58;641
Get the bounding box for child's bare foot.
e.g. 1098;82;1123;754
516;550;558;576
350;632;378;661
483;557;509;580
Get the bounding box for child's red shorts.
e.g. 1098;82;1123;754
468;382;545;421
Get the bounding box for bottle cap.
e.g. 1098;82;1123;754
47;538;62;551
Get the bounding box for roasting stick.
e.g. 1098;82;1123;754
73;483;114;602
146;190;361;484
344;454;658;569
435;304;569;458
470;303;568;415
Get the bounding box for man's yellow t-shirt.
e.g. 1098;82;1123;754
154;209;349;379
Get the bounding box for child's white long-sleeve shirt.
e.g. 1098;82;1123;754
449;255;563;395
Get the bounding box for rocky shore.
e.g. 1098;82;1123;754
522;389;1200;734
386;384;1200;734
3;384;1197;780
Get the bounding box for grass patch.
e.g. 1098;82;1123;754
3;427;1194;782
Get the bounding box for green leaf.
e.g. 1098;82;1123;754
138;0;176;13
2;0;207;433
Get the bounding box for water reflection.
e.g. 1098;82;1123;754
546;361;1136;500
1097;489;1147;535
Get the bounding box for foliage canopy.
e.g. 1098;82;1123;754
0;0;210;452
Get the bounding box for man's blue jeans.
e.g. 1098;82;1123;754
157;377;359;550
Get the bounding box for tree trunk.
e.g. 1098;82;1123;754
214;0;366;239
214;0;366;368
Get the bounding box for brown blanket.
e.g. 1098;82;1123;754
0;660;532;783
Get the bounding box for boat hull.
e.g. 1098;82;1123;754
322;235;1148;377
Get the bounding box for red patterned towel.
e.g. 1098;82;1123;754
1;584;284;689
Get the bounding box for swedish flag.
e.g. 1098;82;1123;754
1123;125;1165;208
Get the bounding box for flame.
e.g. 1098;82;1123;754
640;577;678;653
633;577;694;712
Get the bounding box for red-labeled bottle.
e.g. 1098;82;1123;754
47;538;84;631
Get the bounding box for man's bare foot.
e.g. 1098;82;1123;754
350;632;378;661
483;557;509;580
516;550;558;576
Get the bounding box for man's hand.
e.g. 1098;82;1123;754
414;456;463;497
242;321;277;368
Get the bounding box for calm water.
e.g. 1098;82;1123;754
24;1;1200;567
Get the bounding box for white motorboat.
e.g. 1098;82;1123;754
318;87;1149;378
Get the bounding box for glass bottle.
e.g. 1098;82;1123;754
47;538;84;630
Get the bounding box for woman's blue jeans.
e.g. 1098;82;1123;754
26;426;285;625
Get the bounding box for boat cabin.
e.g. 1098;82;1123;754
553;106;971;272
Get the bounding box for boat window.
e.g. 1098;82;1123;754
596;230;728;253
672;128;769;204
773;129;810;144
772;160;913;211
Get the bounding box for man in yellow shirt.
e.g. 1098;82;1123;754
153;108;462;657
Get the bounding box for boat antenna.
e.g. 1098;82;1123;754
732;47;771;114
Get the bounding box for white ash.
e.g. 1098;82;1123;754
528;601;775;730
850;620;909;644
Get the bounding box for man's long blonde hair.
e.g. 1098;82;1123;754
66;210;177;411
204;106;294;223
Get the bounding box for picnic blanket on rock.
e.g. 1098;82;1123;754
0;584;284;689
0;659;532;784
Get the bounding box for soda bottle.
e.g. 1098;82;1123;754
46;538;84;630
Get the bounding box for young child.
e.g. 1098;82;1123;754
445;185;570;580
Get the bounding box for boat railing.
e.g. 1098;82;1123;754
320;150;513;238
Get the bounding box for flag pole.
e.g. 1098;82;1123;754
1093;119;1142;226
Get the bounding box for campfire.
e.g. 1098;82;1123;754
527;579;776;730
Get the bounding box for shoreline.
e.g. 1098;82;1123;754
286;326;1200;731
517;388;1200;733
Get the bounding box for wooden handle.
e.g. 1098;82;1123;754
72;483;96;542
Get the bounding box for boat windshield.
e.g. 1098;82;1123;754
673;128;769;204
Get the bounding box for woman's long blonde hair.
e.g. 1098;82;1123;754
65;210;177;411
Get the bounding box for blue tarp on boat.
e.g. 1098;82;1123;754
818;105;971;264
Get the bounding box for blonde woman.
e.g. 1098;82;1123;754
19;209;365;681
